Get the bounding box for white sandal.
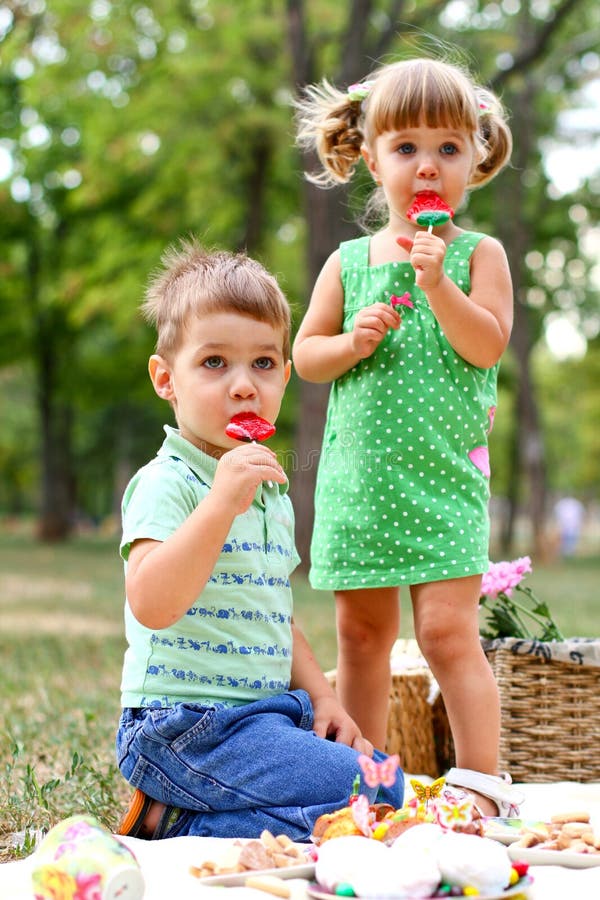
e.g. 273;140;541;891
445;767;525;818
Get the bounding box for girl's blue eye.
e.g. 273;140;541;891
204;356;224;368
441;143;458;155
254;357;274;370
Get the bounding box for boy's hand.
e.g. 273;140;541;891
312;694;374;757
213;444;286;515
396;233;446;291
350;302;401;360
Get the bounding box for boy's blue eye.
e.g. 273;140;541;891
254;357;275;370
397;143;415;155
203;356;224;368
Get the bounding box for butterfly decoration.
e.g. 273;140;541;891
434;794;475;831
390;292;414;309
350;793;373;837
409;776;446;809
358;754;400;789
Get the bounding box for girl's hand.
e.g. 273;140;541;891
213;443;285;515
397;233;446;292
351;302;401;359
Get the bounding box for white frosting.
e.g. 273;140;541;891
315;837;388;892
315;828;513;898
353;847;441;898
389;823;444;853
436;832;512;894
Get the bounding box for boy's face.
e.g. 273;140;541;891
149;311;291;458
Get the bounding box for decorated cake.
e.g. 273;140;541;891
311;763;529;898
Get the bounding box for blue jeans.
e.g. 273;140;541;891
116;689;404;841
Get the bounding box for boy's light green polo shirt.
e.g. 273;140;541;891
120;426;300;708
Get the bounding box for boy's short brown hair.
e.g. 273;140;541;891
142;237;292;360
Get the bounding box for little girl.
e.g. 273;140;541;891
293;57;523;817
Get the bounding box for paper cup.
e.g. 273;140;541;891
32;814;145;900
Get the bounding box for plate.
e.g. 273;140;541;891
195;862;315;887
306;876;533;900
508;843;600;869
483;817;548;846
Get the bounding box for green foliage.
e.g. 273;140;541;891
479;583;565;642
0;0;599;526
534;339;600;496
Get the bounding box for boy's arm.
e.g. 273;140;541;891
126;443;286;630
290;621;373;756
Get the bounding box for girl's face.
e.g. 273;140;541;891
148;311;291;458
361;122;477;229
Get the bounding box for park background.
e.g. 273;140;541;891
1;0;599;859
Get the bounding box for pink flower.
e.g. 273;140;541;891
481;556;532;599
74;873;103;900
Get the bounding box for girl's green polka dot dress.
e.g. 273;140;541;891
309;232;498;590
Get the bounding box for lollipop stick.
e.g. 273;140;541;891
252;440;273;488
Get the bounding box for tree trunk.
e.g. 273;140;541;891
27;235;76;542
496;83;548;557
285;0;384;569
37;388;75;541
289;177;359;568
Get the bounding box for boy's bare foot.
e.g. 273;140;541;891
118;788;173;839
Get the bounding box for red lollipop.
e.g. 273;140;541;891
225;412;276;442
406;190;454;232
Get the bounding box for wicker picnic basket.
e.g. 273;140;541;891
484;639;600;783
326;666;439;776
327;637;600;783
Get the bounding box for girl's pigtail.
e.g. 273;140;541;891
471;88;513;187
296;80;365;187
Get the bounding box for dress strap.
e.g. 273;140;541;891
339;236;370;270
449;231;487;256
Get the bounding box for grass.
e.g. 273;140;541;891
1;527;599;860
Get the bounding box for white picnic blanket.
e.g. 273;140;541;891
4;782;600;899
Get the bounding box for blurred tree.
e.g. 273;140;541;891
0;0;598;553
0;0;301;537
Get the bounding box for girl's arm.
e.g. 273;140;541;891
293;250;401;382
406;233;513;368
126;443;286;630
290;621;372;754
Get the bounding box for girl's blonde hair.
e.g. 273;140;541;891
296;57;512;191
142;238;292;360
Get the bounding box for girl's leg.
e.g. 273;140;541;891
335;587;400;750
410;575;500;816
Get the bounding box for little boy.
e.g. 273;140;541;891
116;238;403;841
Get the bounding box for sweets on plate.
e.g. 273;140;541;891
244;874;293;897
190;829;306;879
225;412;276;442
406;190;455;231
514;811;600;854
